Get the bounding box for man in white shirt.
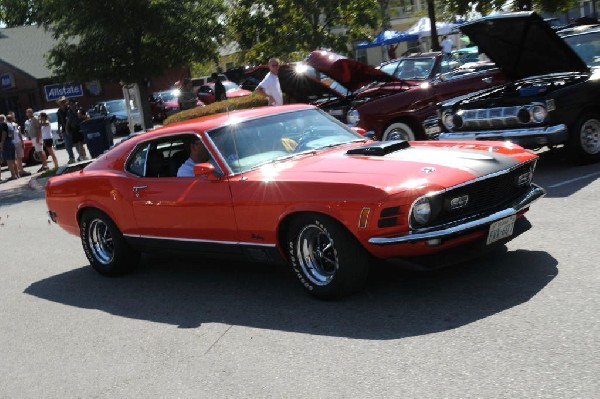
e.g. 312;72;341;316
255;58;283;106
177;136;221;177
441;35;454;57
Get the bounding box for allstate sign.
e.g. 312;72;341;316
1;73;15;89
44;83;83;101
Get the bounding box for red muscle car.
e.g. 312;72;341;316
45;104;544;298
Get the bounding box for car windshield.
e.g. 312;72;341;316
207;108;364;174
380;57;436;80
224;82;241;92
105;100;126;113
159;91;177;101
564;30;600;67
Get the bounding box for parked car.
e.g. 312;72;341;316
1;138;40;166
197;81;252;104
437;12;600;164
149;90;204;122
33;108;63;148
299;50;507;141
45;104;544;299
88;99;142;136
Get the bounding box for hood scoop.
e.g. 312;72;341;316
347;140;410;156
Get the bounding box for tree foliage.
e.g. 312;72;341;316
34;0;225;85
226;0;379;63
0;0;37;27
444;0;579;15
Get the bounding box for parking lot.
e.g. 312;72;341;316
0;145;598;398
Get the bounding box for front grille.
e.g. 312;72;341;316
434;160;534;225
457;103;545;130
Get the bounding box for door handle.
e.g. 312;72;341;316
133;185;147;197
482;77;493;84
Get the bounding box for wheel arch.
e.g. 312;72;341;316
276;210;354;261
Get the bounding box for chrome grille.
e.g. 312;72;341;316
434;160;535;225
461;106;523;129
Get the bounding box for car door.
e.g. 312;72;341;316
126;134;239;255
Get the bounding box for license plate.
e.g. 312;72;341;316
486;215;516;245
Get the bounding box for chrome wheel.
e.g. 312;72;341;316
87;218;114;265
579;118;600;155
295;223;339;286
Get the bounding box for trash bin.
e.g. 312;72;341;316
81;117;114;158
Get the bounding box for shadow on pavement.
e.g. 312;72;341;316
25;248;557;339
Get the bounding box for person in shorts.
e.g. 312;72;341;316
26;108;49;172
40;112;59;168
67;101;88;161
7;111;30;177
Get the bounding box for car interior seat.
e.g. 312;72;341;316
146;151;166;177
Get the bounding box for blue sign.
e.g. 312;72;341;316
44;83;84;101
1;73;15;90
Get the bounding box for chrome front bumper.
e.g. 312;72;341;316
368;184;545;245
438;124;568;146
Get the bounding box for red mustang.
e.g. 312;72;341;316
46;104;544;298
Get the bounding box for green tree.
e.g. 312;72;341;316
34;0;225;128
226;0;379;63
444;0;579;15
0;0;37;26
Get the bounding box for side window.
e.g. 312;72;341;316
127;144;150;177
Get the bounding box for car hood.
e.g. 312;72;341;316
305;50;399;92
461;12;588;80
247;142;525;191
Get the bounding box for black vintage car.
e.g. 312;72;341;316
437;12;600;164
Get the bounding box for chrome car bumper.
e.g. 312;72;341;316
369;184;545;245
438;124;568;146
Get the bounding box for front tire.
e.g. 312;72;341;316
382;122;415;141
567;113;600;164
287;214;370;299
80;209;140;276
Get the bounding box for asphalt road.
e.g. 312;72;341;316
0;146;598;398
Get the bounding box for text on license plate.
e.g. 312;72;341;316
486;215;516;245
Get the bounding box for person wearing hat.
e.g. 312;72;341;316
56;96;75;163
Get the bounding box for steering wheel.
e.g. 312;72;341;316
294;127;326;152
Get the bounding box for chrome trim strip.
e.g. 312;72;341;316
438;124;567;141
123;234;276;248
368;184;545;245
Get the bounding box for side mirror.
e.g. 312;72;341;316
193;162;220;180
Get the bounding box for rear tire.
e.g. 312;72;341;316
287;214;370;299
567;113;600;164
80;209;140;276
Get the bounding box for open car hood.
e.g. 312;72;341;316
305;50;399;92
460;12;589;80
244;64;346;103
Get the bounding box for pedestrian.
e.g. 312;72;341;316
26;108;49;172
212;72;226;102
388;43;398;60
178;78;197;110
39;112;59;169
56;96;76;164
0;114;19;181
255;58;283;106
66;101;88;161
7;111;30;177
441;35;454;58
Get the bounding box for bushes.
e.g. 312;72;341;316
163;94;269;125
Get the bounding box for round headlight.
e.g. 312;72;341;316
442;111;455;130
412;196;431;226
531;105;547;123
346;108;360;126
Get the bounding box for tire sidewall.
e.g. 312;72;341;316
80;210;139;275
287;214;369;299
383;122;415;141
568;114;600;164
